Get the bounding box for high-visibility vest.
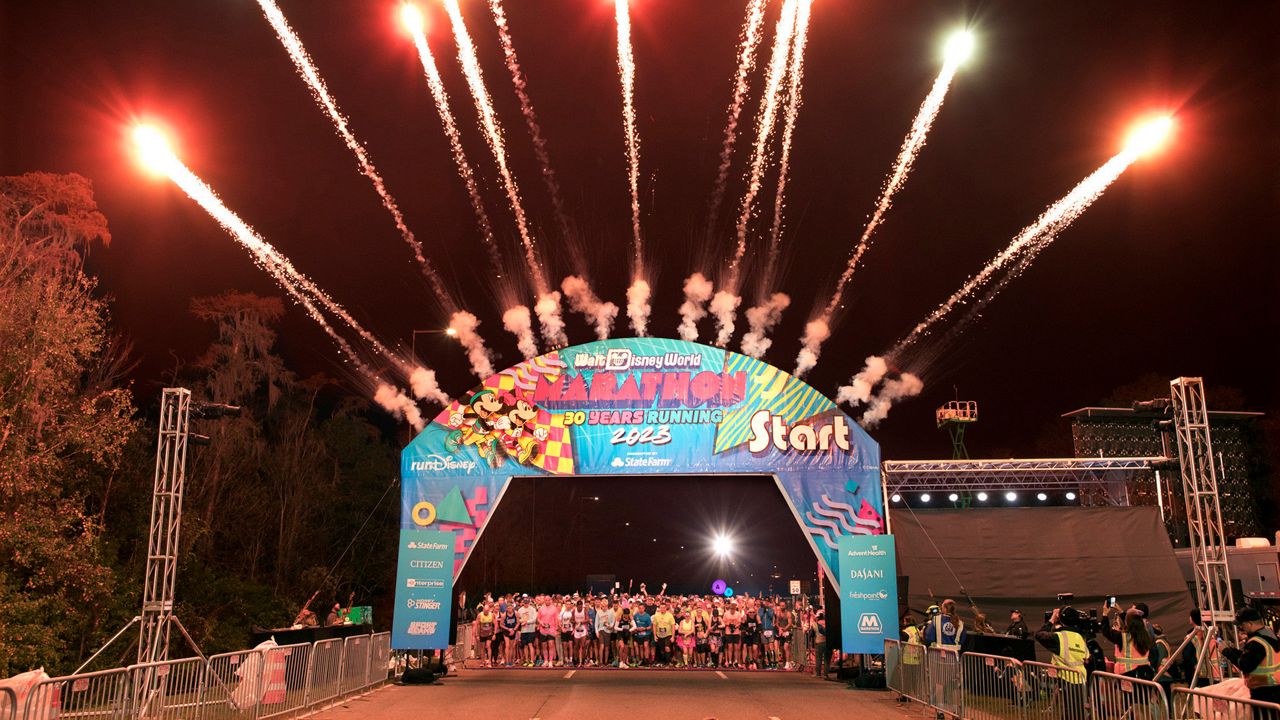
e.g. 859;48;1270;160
1190;628;1223;680
1051;631;1088;685
1114;631;1150;673
903;626;924;665
1244;635;1280;689
930;615;964;649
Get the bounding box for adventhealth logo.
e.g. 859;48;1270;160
858;613;883;635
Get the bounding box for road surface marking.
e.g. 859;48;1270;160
768;716;782;720
563;669;576;679
715;670;728;679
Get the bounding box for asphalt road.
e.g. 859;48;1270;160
312;669;911;720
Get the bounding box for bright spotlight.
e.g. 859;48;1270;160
890;493;902;503
713;534;734;557
976;492;988;502
400;2;425;33
132;124;175;175
1124;115;1174;157
445;327;458;337
920;493;931;503
1005;491;1017;502
1066;492;1077;501
943;30;975;66
948;493;959;502
1036;492;1048;501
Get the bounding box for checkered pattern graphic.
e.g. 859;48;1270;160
530;411;574;475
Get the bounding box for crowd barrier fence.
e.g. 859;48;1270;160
960;651;1027;720
1091;670;1168;720
8;631;392;720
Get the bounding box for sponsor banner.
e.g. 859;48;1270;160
397;338;882;590
838;534;898;654
392;529;454;650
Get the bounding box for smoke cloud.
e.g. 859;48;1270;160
677;273;714;342
448;310;494;380
626;278;651;336
835;355;889;406
561;275;619;340
534;291;568;348
710;290;742;347
859;372;923;428
741;292;791;358
794;318;830;377
409;367;449;406
502;304;539;359
374;383;425;432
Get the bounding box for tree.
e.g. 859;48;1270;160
0;173;137;675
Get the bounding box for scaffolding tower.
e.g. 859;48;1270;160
936;400;979;459
1168;377;1237;650
138;387;191;665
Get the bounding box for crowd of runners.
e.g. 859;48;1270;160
458;589;823;670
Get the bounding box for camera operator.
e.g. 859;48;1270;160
1035;607;1090;685
1102;604;1154;680
1221;607;1280;704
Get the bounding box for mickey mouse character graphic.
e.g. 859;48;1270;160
444;389;506;466
494;397;549;464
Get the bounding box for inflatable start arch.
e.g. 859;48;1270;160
393;338;887;650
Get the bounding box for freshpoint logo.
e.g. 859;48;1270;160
858;613;883;635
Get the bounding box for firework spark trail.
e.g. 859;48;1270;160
725;0;799;293
613;0;644;277
562;275;620;340
677;273;715;342
255;0;455;311
404;9;503;277
820;50;969;322
440;0;546;296
706;0;770;238
894;148;1141;353
488;0;573;243
709;290;743;347
140;134;390;380
626;278;651;336
761;0;812;292
741;292;791;358
502;305;539;359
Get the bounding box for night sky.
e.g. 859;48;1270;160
2;0;1277;463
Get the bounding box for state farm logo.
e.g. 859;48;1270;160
411;454;476;473
610;456;673;469
858;613;883;635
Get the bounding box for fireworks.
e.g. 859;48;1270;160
894;128;1168;354
562;275;620;340
706;0;771;238
761;0;812;294
614;0;645;280
255;0;455;312
726;0;799;292
677;273;715;342
402;2;503;283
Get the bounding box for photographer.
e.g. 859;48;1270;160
1102;604;1154;680
1034;607;1090;685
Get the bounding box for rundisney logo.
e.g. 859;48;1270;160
410;454;477;472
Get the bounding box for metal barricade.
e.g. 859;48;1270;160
203;648;266;720
367;633;392;688
1022;660;1088;720
884;640;903;694
128;657;210;720
22;666;131;720
338;636;370;695
927;646;963;717
1174;686;1280;720
304;638;344;709
258;642;312;720
0;687;13;720
961;652;1028;720
896;641;930;704
1091;670;1170;720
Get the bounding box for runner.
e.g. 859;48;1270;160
633;602;654;666
537;596;559;667
616;606;634;667
475;602;496;667
501;604;519;666
760;598;777;669
559;600;575;667
652;603;676;666
518;596;538;666
742;599;761;669
572;599;591;666
724;601;742;668
775;600;794;670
